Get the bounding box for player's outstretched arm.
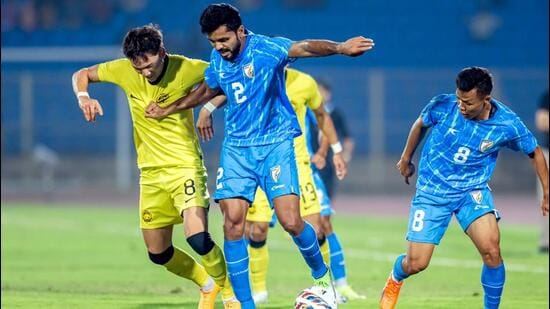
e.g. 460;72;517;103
145;81;221;119
529;146;549;216
312;105;347;179
72;65;104;122
196;95;227;141
397;117;428;185
288;36;374;58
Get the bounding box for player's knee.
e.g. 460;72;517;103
480;246;502;266
148;245;174;265
249;238;267;248
280;217;304;236
224;219;245;239
249;223;268;242
405;257;429;274
186;231;215;256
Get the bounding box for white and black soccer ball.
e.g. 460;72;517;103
294;288;334;309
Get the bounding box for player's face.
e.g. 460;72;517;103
456;88;490;120
207;25;245;61
130;49;166;82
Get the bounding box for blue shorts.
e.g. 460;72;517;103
406;188;500;245
312;167;333;217
213;139;300;204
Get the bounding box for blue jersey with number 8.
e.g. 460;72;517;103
204;32;301;146
416;94;537;199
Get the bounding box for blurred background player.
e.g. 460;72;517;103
316;80;355;200
71;24;235;309
535;90;549;254
305;107;367;302
380;67;549;309
144;4;374;308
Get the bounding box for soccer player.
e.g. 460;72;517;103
144;4;374;308
379;67;549;309
305;108;367;302
71;24;238;309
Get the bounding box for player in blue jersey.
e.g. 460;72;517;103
379;67;549;309
144;3;374;308
305;109;366;302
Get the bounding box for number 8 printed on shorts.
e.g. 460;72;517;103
412;209;425;232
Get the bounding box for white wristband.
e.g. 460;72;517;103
77;91;89;99
331;142;343;154
203;101;217;113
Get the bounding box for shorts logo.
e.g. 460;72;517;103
142;209;153;223
470;190;483;204
480;140;494;153
243;63;254;78
270;165;281;182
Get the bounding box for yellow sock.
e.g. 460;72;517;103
249;244;269;293
320;239;330;265
164;246;209;288
201;244;235;299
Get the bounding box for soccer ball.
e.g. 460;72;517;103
294;288;334;309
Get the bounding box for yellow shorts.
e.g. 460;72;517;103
139;166;210;229
247;161;320;222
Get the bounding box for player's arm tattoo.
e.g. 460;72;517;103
288;40;340;58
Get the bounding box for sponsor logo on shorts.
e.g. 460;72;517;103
271;165;281;182
271;184;285;191
142;209;153;223
474;204;490;210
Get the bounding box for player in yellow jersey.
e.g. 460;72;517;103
71;24;239;309
192;68;347;305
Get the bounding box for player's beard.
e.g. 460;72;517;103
221;38;242;61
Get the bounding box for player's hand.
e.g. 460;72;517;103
145;101;170;119
396;158;416;185
541;194;549;216
196;107;214;141
338;36;375;57
311;152;326;170
333;153;348;180
78;97;104;122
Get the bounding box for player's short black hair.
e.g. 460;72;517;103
200;3;242;34
455;66;493;97
122;24;163;61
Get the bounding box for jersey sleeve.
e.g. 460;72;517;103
506;117;538;155
264;36;294;67
204;65;220;90
97;58;129;87
305;77;323;111
420;94;450;127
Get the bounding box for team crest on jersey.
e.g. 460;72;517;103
480;140;494;153
470;190;483;204
243;63;254;78
270;165;281;182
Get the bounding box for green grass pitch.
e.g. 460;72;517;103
1;203;548;308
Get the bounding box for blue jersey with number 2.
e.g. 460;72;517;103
204;33;301;146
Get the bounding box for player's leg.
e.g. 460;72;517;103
213;144;262;308
458;189;504;309
321;214;366;301
381;191;452;309
245;188;272;304
220;198;254;308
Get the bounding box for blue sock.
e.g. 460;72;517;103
292;222;328;279
327;233;346;281
481;263;505;309
392;254;409;282
224;238;255;309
